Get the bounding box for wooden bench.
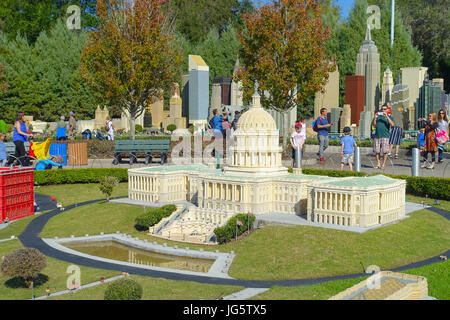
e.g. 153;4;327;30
113;140;170;165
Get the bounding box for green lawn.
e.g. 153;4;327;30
253;260;449;300
406;194;450;212
40;199;450;281
0;240;120;300
36;182;129;207
47;275;242;300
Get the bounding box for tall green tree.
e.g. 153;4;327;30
81;0;182;140
163;0;253;44
0;1;99;43
0;19;103;123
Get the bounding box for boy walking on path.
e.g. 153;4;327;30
340;127;357;171
316;108;332;161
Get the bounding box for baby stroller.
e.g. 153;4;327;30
31;138;64;170
93;129;106;141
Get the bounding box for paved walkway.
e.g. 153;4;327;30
256;202;429;233
49;153;450;178
33;275;125;300
16;198;450;290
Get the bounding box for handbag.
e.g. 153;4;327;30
435;128;449;145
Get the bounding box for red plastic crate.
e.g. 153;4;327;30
0;168;34;223
3;201;34;222
0;192;34;208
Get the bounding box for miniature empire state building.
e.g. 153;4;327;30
128;86;406;243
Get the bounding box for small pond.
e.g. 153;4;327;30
63;240;214;273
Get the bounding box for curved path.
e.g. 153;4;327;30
18;198;450;289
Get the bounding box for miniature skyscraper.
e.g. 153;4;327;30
356;25;381;113
188;55;209;132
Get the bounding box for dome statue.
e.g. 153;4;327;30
224;83;288;176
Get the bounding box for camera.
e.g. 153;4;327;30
377;112;384;116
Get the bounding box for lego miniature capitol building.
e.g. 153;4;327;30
128;87;406;238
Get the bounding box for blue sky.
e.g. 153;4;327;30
252;0;354;19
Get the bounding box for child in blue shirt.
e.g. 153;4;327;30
340;127;357;171
0;132;7;167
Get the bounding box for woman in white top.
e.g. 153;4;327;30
437;109;449;162
105;116;115;141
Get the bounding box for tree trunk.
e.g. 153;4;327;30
130;113;136;140
281;110;288;147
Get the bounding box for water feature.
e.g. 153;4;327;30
62;240;214;273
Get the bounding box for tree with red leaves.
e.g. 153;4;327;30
81;0;182;139
236;0;334;144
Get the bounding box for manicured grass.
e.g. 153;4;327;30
253;260;450;300
0;240;120;300
40;201;450;281
47;275;242;300
403;260;450;300
406;194;450;212
36;182;129;207
252;277;368;300
0;214;39;240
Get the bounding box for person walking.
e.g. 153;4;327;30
437;109;449;163
68;111;77;139
372;104;395;169
420;112;438;169
340;126;357;171
388;125;403;159
56;116;67;141
316;108;332;161
105;116;115;141
12;112;32;166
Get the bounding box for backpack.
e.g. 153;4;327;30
312;118;319;132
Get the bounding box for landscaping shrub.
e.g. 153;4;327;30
404;176;450;200
214;213;256;244
167;124;176;132
134;205;177;230
98;176;120;201
0;248;47;288
104;278;143;300
135;124;143;133
34;168;128;185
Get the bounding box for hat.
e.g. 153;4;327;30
295;122;302;128
343;126;351;133
69;111;74;115
60;115;65;120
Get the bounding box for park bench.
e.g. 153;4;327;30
113;139;170;165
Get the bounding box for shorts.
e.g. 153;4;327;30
341;153;353;164
373;137;390;155
389;126;403;146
